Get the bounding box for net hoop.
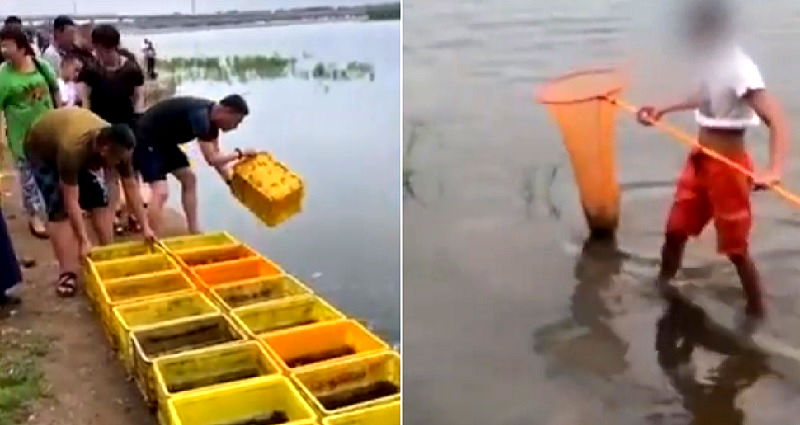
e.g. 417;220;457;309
536;68;627;105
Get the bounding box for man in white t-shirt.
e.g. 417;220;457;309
636;0;789;319
42;15;77;71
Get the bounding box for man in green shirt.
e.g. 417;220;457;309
26;107;154;297
0;26;60;238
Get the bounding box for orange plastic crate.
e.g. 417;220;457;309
261;320;389;371
193;257;283;287
175;244;258;268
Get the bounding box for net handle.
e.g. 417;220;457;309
604;96;800;207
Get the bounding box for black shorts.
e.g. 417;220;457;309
30;161;109;222
134;141;191;183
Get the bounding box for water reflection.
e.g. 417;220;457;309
533;239;629;376
158;54;376;84
655;298;769;424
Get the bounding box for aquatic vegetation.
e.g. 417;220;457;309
158;54;375;84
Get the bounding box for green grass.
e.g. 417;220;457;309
0;330;50;425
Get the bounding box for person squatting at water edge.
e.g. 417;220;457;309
636;0;789;320
24;107;155;297
133;95;257;236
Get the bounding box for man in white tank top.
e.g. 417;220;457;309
636;0;790;319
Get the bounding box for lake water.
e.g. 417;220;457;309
405;0;800;423
124;21;400;343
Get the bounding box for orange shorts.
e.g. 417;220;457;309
665;149;753;255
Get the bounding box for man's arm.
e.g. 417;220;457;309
745;89;789;179
198;139;243;182
133;85;145;114
120;173;155;240
638;88;703;124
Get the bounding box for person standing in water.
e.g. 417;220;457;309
142;38;157;80
637;0;789;319
0;26;60;239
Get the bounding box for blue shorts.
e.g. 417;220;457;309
133;141;191;183
31;162;109;222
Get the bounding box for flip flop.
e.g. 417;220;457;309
56;272;78;298
29;220;49;240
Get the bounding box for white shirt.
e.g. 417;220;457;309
42;44;62;71
58;79;78;107
694;45;765;129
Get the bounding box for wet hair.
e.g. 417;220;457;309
98;124;136;151
4;16;21;26
54;15;75;33
0;26;36;56
219;94;249;116
91;24;120;49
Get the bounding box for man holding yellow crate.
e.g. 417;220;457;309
25;107;155;297
133;94;254;236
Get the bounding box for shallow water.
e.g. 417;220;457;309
404;0;800;423
128;21;401;344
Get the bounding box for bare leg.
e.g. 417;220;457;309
147;180;169;235
173;167;199;234
90;207;114;246
658;232;688;282
655;232;689;298
93;171;119;245
47;219;81;275
728;253;765;318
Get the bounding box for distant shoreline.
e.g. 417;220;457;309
121;15;384;36
20;3;400;33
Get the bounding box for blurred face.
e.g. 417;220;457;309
97;142;132;168
218;109;245;132
94;45;118;66
0;39;22;60
56;25;76;48
60;59;81;81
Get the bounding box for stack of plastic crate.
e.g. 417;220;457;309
83;232;400;425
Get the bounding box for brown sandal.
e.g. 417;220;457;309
56;272;78;298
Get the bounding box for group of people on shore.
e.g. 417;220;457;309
1;15;257;305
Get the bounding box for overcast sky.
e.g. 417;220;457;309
0;0;380;16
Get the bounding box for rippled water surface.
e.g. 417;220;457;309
404;1;800;423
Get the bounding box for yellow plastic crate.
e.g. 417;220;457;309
87;253;179;306
262;320;389;371
193;257;283;288
161;232;238;252
111;292;220;373
213;275;313;310
154;341;280;405
175;244;258;267
292;351;400;416
89;240;161;262
322;401;400;425
233;294;345;337
96;271;195;346
230;153;305;228
165;376;317;425
131;314;246;404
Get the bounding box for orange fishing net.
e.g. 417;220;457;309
536;68;627;238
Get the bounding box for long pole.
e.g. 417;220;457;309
605;96;800;207
191;0;196;14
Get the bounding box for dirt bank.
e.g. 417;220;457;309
0;170;187;425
